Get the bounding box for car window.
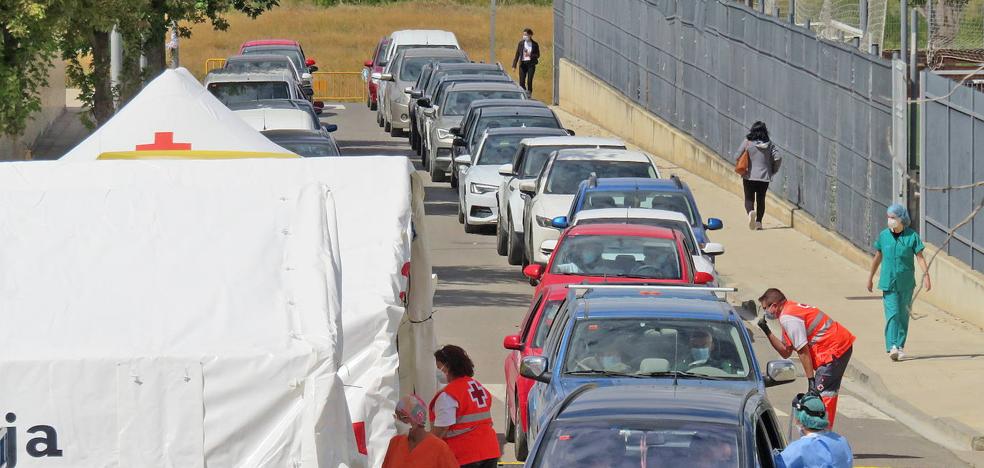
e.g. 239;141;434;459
550;235;682;279
545;161;657;194
533;419;738;468
394;44;458;58
373;41;390;66
519;294;545;344
532;300;563;348
476;134;529;165
755;417;779;468
444;90;525;116
401;57;466;82
541;299;571;361
242;46;304;71
470;115;560;147
518;145;589;178
562;318;751;378
225;60;297;79
427;69;506;96
271;141;340;157
574;218;698;255
207;81;290;105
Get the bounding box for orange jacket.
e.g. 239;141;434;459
429;377;500;465
780;301;855;367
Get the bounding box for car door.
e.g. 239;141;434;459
752;407;785;468
526;298;571;440
523;158;552;258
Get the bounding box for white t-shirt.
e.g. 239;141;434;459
779;314;808;351
433;392;459;427
522;41;533;61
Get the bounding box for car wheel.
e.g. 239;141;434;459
515;419;530;461
384;120;391;133
464;216;481;234
410;131;418;152
430;159;447;182
389;125;401;137
507;216;525;266
422;144;430;170
450;169;458;189
504;396;516;443
496;214;508;256
370;98;377;111
376;112;383;127
457;201;465;224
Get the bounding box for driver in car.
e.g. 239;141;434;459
681;330;736;373
555;239;607;274
641;246;678;278
575;337;632;373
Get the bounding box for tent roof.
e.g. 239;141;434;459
60;68;293;161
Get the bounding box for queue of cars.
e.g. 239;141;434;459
204;39;340;157
363;29;798;467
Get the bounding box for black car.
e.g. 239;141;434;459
526;384;787;467
263;129;340;157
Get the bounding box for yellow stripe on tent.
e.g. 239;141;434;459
97;150;299;160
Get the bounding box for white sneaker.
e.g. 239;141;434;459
897;349;906;360
748;211;756;230
755;222;763;230
889;346;899;361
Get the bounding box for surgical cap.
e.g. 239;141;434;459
396;394;428;426
887;203;911;227
795;394;830;431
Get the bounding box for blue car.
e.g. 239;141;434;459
552;176;723;245
525;383;789;467
518;285;796;457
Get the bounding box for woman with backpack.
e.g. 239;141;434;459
735;121;781;230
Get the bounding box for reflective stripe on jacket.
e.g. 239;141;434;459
781;302;855;367
429;377;500;465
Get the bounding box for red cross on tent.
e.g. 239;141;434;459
468;380;488;408
135;132;192;151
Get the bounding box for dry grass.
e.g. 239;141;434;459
180;0;554;101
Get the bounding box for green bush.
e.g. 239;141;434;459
309;0;552;6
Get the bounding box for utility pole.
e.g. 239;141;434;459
110;25;122;107
489;0;497;64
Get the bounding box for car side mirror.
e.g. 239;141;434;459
519;180;536;195
410;91;422;99
566;129;576;136
701;242;725;256
694;271;714;285
404;86;413;94
705;217;724;230
422;107;436;117
449;127;461;136
454;154;471;166
364;59;373;68
452;138;466;148
307;65;319;73
371;72;382;80
380;73;394;82
417;98;431;107
498;163;514;176
503;334;522;351
764;359;797;387
322;123;338;133
520;356;551;383
523;263;544;282
301;72;312;80
550;216;569;229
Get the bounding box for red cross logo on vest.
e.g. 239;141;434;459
468;380;488;408
135;132;192;151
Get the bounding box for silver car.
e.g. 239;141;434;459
374;48;467;137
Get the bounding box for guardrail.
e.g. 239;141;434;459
205;58;226;74
312;72;365;102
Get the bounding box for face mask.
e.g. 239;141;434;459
394;419;412;435
600;355;619;368
436;367;448;386
887;218;901;231
691;347;710;362
582;250;600;263
764;311;776;321
523;35;530;41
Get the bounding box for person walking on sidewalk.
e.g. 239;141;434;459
383;394;458;468
774;393;854;468
735;121;781;230
867;203;931;361
512;28;540;96
430;345;501;468
757;288;855;428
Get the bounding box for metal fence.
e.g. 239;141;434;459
920;70;984;273
554;0;899;253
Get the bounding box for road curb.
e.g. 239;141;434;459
843;357;984;454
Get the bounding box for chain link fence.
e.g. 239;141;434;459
554;0;899;252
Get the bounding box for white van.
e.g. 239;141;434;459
382;30;461;66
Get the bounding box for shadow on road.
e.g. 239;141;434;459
434;288;531;308
901;352;984;361
435;265;528;286
854;453;923;460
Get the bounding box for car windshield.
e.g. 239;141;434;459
519;145;593;178
207;81;290;105
545;161;657;194
579;191;696;225
242;46;304;71
563;318;751;378
272;141;339;157
427;69;505;95
476;134;528;165
471;115;559;145
401;57;465;82
550;234;683;279
395;44;458;58
574;219;698;255
443;90;525;116
534;419;738;468
225;60;296;79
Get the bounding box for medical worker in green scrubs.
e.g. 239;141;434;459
866;203;931;361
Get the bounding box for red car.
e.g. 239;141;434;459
502;284;567;460
239;39;316;75
363;37;391;111
522;223;712;296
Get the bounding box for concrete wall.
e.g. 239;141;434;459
558;58;984;329
0;60;67;161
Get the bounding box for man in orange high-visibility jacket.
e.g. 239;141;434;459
757;288;855;428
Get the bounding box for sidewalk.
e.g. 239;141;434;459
553;107;984;463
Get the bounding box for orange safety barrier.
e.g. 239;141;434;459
205;58;227;74
312;72;366;102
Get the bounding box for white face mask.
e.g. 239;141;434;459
887;217;901;232
523;35;530;41
436;368;448;386
395;419;412;435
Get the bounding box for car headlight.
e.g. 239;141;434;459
536;215;554;227
470;183;498;195
437;128;452;140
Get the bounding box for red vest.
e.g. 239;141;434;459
781;302;855;367
429;377;500;465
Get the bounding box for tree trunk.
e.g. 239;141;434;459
90;30;114;126
142;0;168;82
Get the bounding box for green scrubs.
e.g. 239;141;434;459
873;227;924;352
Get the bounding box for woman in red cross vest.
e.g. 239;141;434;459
430;345;501;467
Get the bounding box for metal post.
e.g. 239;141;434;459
489;0;496;64
909;8;920;173
789;0;796;23
860;0;868;37
110;25;122;98
169;23;179;68
900;0;908;85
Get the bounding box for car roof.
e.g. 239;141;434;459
482;127;569;137
402;48;468;59
564;223;678;239
447;82;525;92
556;385;745;425
573;208;689;223
480;106;556;117
591;177;686;192
520;136;625;147
205;70;294;83
569;287;734;320
241;39;300;47
553;148;652;162
226;54;292;63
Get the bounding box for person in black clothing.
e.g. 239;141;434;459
512;28;540;95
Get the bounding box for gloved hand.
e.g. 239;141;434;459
808;377;818;394
757;317;771;336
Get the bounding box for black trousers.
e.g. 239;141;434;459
742;179;769;222
519;61;536;94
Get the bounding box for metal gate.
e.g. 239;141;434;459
311;72;365;102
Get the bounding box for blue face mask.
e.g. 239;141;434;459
691;347;710;362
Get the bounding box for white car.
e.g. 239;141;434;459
564;208;724;285
229;100;321;131
493;137;627;264
382;29;460;65
520;149;661;265
374;48;467;137
204;70;306;107
455;127;569;233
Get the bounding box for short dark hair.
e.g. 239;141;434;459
758;288;786;306
746;121;770;142
435;344;475;378
524;28;534;36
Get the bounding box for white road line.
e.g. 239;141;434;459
835;395;892;421
323;104;346;110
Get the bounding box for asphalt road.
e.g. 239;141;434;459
326;102;969;467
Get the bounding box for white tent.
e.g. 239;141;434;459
59;68;293;161
0;169;360;466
